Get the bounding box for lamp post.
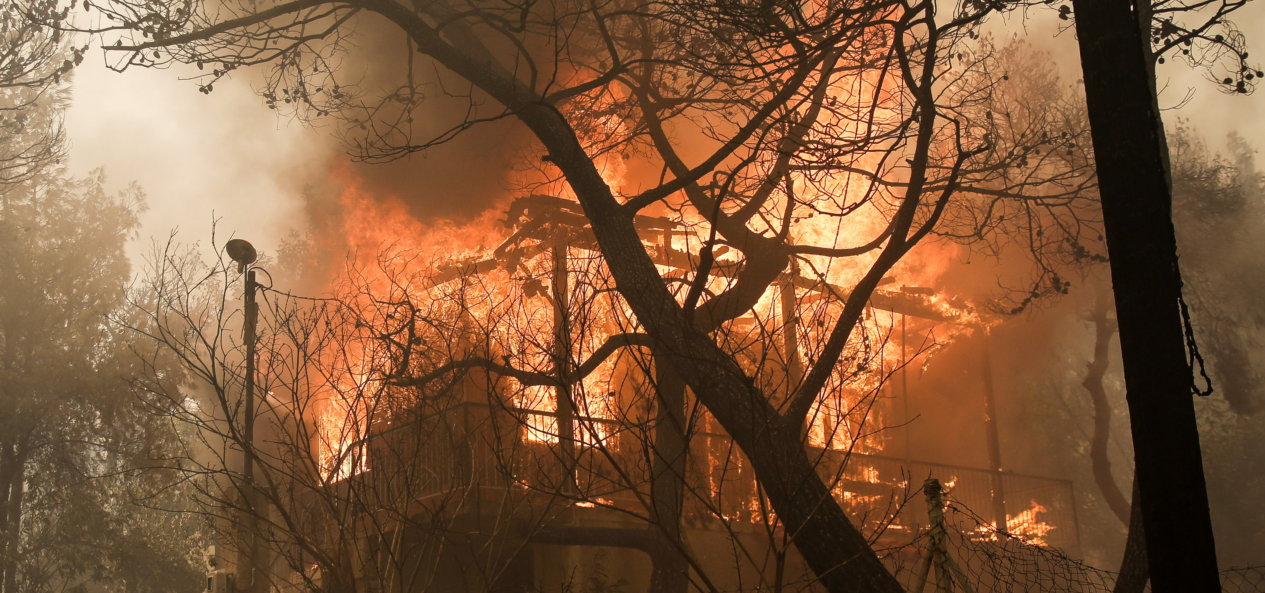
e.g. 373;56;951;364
225;239;266;593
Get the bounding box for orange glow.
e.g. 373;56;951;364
313;51;989;511
315;159;979;484
317;390;368;482
968;499;1056;546
314;164;514;480
1006;500;1056;546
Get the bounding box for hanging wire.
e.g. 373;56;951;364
1176;263;1214;396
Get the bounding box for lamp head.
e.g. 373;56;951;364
225;239;258;273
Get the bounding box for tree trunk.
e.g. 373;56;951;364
1070;0;1221;590
1082;292;1149;593
649;361;690;593
372;6;909;590
980;346;1007;529
1083;290;1130;525
1114;477;1150;593
552;242;577;494
743;418;901;593
0;441;27;593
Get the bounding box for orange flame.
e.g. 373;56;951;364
1006;500;1056;546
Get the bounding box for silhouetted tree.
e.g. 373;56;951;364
78;0;1108;589
1067;0;1259;588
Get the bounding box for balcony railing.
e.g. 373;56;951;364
356;401;1079;551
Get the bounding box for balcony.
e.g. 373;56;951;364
357;400;1079;552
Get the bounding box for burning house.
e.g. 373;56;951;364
203;191;1080;593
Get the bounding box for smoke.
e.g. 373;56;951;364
66;11;530;275
64;60;336;264
894;9;1265;569
61;1;1265;575
296;13;532;224
1001;4;1265;153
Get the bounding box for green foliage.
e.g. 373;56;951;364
1171;126;1265;413
1169;128;1265;562
0;165;204;593
1003;126;1265;569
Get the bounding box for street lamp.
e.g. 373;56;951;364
225;239;258;273
226;238;259;487
226;239;265;593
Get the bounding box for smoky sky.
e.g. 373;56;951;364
323;11;531;224
66;6;1265;263
58;3;1265;573
341;119;526;223
65;11;531;267
65;61;331;263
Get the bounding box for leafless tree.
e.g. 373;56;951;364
126;237;579;593
86;0;1108;588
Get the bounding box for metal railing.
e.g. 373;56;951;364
357;401;1079;550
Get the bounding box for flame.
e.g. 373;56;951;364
309;53;988;498
317;390;368;482
1005;500;1056;546
312;163;515;480
335;164;427;259
258;20;1094;552
966;499;1056;546
313;162;974;483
